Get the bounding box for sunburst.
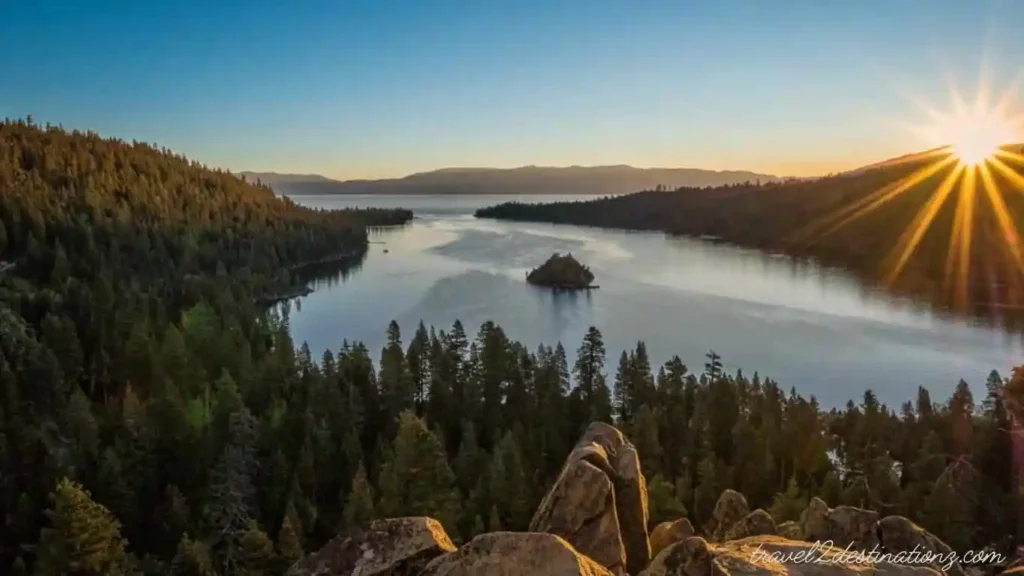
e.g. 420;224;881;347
791;74;1024;318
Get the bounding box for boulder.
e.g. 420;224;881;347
650;518;695;560
641;536;718;576
722;509;776;541
707;490;750;541
640;535;942;576
530;422;650;575
877;515;964;576
799;498;830;543
799;498;878;550
286;517;455;576
528;445;625;573
419;531;614;576
778;521;803;540
823;506;879;549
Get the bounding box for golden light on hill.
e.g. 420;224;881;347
789;76;1024;318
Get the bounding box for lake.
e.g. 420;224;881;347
286;193;1023;408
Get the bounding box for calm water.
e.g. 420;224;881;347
286;194;1023;408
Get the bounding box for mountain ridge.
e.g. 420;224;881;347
246;165;786;196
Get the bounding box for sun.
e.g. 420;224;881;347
789;72;1024;316
912;81;1022;167
941;111;1016;166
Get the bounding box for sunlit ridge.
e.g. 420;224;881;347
791;73;1024;317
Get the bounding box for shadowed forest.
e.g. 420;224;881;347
0;121;1021;574
476;147;1024;328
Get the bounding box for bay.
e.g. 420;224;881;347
285;193;1023;408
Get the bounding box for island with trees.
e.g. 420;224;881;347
526;252;597;290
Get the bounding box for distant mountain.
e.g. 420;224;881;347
237;171;339;186
267;165;783;196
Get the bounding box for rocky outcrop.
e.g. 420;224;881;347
530;422;650;575
419;532;614;576
706;489;750;542
287;425;971;576
799;497;878;549
286;517;455;576
877;515;965;576
777;520;802;540
650;518;695;560
528;445;625;573
827;506;879;549
722;509;776;541
800;497;830;543
640;535;942;576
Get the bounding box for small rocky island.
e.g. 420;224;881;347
526;252;597;290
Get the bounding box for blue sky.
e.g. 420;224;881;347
2;1;1023;178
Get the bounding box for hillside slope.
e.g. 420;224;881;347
0;119;414;570
477;145;1024;325
273;165;783;196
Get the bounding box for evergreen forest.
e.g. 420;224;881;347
0;120;1022;574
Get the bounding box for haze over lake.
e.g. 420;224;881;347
286;194;1022;408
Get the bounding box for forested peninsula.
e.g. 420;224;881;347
0;120;1021;574
476;147;1024;328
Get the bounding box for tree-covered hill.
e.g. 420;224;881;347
0;119;410;572
476;146;1024;327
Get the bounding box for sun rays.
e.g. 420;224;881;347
791;75;1024;318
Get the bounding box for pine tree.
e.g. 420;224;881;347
921;475;973;551
573;327;611;424
630;341;655;411
454;421;485;496
693;454;722;527
169;534;216;576
342;462;376;529
647;474;687;526
406;321;432;412
769;477;807;523
487;505;503;532
378;411;460;532
488;431;530;530
632;404;663;477
613;351;634;426
50;242;70;286
65;385;99;467
205;408;258;571
276;505;304;567
33;478;134;575
236;519;277;576
380;320;414;439
820;470;842;506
